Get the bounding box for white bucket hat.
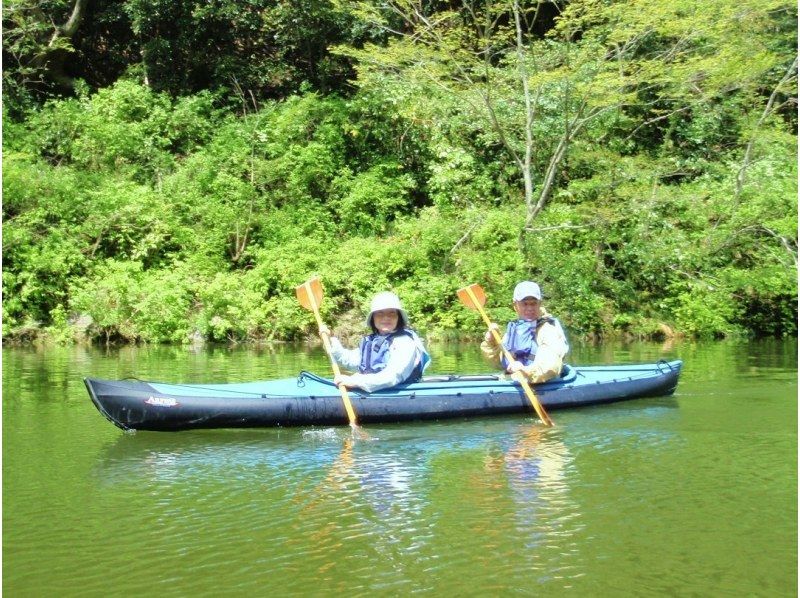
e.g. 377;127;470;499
513;281;542;302
365;291;409;330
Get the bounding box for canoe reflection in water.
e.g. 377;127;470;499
94;425;571;520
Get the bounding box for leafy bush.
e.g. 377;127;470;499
23;80;220;182
2;75;795;345
69;260;145;343
330;161;416;234
193;272;269;342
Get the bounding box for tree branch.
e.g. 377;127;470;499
524;222;595;233
624;106;691;141
449;215;484;254
735;56;798;199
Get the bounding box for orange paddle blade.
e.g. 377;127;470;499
295;277;324;311
457;284;486;310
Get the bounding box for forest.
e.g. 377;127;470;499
2;0;797;344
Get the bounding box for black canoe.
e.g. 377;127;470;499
84;360;683;431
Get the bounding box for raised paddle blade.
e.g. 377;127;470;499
295;277;324;311
457;284;486;310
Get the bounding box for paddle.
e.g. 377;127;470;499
457;283;554;427
296;277;362;433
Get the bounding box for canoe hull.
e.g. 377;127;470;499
85;360;682;431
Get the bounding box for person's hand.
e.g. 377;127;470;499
506;360;525;374
319;324;331;337
334;374;354;388
484;322;500;344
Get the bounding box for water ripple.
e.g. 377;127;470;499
4;341;797;596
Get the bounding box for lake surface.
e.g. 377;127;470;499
3;340;797;596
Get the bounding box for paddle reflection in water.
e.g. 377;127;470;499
281;431;437;592
484;424;577;559
90;422;583;593
295;422;580;592
300;437;419;516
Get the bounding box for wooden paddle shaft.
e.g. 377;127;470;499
301;283;341;375
464;286;515;365
463;285;553;427
318;331;343;378
301;281;356;425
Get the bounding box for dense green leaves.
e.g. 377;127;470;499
2;1;797;345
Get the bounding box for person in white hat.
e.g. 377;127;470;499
480;281;569;383
320;291;431;393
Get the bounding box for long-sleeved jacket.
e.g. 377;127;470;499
330;332;426;393
480;308;568;383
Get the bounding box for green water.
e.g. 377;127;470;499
3;340;797;596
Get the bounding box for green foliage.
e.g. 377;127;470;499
69;260;145;342
2;0;79;112
43;304;74;344
21;80;220;182
670;286;740;339
70;261;246;343
193;272;269;342
122;0;363;98
426;142;501;209
330;161;416;234
3;0;370;113
2;0;796;346
3;157;92;328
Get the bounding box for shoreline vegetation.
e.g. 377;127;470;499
3;1;797;347
0;309;762;348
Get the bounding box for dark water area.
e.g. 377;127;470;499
3;339;797;596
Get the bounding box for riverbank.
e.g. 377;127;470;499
1;315;770;349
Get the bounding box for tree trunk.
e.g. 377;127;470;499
31;0;89;91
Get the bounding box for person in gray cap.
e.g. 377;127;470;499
480;281;568;383
319;291;431;393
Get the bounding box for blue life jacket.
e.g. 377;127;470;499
501;317;562;369
359;328;431;383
